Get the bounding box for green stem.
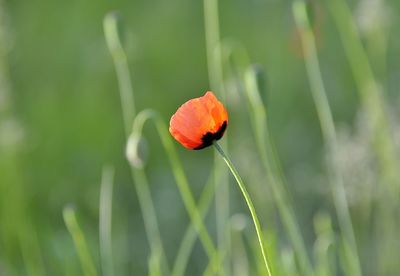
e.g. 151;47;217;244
293;1;361;275
99;165;115;276
104;12;135;131
327;1;400;274
131;110;224;275
225;42;314;275
203;0;230;272
148;250;162;276
213;142;273;276
132;168;170;275
103;12;170;275
0;3;45;274
63;206;98;276
230;215;250;276
171;171;216;276
203;0;224;95
313;212;336;276
19;224;46;276
327;0;399;196
242;61;314;276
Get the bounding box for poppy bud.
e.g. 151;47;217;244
169;91;228;150
126;133;148;168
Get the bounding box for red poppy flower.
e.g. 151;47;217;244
169;91;228;150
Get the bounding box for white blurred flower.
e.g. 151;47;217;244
0;118;24;149
230;213;248;232
336;110;376;205
355;0;391;35
335;105;400;206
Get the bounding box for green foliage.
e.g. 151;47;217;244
1;0;400;275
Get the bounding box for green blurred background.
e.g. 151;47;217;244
1;0;400;275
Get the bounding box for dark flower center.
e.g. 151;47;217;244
194;121;227;150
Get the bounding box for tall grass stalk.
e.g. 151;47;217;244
225;47;314;274
230;214;250;276
103;12;135;130
148;250;162;276
327;0;399;195
133;169;170;275
0;3;45;274
130;109;224;275
63;206;98;276
171;172;216;276
292;1;361;275
327;1;400;273
19;225;46;276
103;12;170;275
313;212;336;276
281;248;298;276
203;0;224;97
203;0;230;272
99;165;115;276
213;141;273;276
247;70;314;275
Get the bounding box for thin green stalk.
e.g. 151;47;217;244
203;0;230;272
313;212;336;276
281;248;298;276
213;142;273;276
133;169;170;274
230;214;250;276
63;206;98;276
326;0;399;194
99;165;115;276
202;261;216;276
171;171;216;276
203;251;228;276
223;41;313;275
0;3;45;274
240;62;314;275
293;1;361;276
19;224;46;276
104;12;135;131
131;109;224;275
203;0;223;95
327;1;400;274
103;12;170;275
148;250;162;276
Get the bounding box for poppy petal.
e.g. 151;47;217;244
169;91;228;150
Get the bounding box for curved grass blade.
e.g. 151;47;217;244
293;1;361;275
63;206;98;276
103;12;170;275
130;109;224;275
171;171;216;276
224;41;314;275
326;2;400;272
